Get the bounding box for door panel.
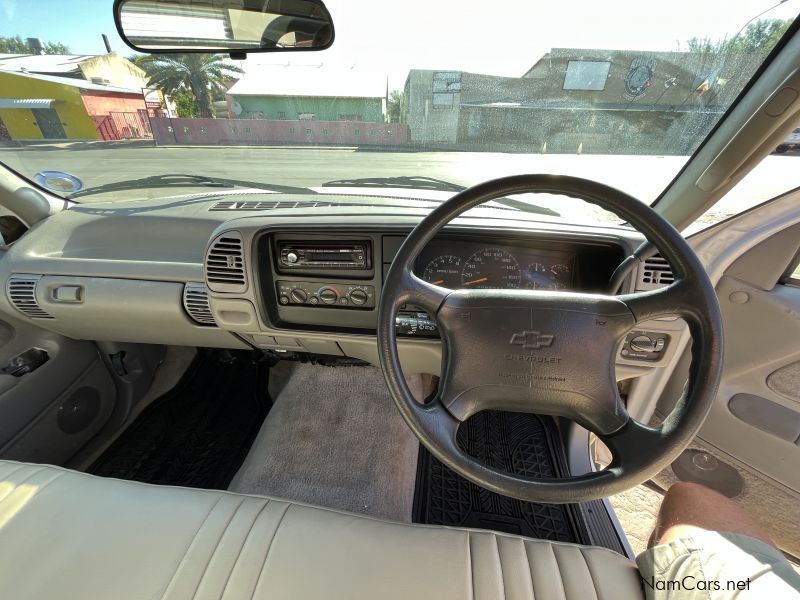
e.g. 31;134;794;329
703;275;800;490
653;218;800;557
0;314;118;465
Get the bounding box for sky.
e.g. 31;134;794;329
1;0;799;89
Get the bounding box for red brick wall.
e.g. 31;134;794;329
81;92;146;116
151;117;409;146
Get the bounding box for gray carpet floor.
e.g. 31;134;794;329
228;362;422;523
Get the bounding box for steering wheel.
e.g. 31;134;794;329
377;174;723;503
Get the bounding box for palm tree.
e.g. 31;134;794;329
132;54;243;118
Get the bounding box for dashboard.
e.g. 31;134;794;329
0;191;684;378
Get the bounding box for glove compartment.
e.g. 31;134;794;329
32;276;247;349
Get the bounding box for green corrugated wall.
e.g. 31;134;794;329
233;96;383;122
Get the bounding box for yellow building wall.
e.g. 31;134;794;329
0;71;98;140
0;108;41;139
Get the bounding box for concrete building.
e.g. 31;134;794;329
227;66;386;122
404;49;761;154
0;52;148;90
0;70;148;141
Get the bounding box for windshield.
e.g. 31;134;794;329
0;0;798;225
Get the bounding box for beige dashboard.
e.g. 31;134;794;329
0;193;686;378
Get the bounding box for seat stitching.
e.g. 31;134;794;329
189;495;247;600
0;470;64;514
494;535;507;600
467;533;475;600
548;544;568;600
157;493;227;600
0;466;46;506
522;541;537;600
0;463;26;484
217;499;270;600
249;502;291;600
26;470;65;497
0;461;634;565
577;548;600;600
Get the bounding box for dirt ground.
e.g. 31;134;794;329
610;485;663;556
611;484;800;575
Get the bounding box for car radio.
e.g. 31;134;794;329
278;242;370;270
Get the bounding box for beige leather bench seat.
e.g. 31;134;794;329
0;460;643;599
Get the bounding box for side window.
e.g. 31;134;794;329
783;250;800;285
693;119;800;231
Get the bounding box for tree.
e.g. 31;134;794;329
0;35;71;54
42;41;71;54
387;90;406;123
685;18;791;55
133;54;243;118
174;89;198;118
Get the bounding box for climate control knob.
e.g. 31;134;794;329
319;287;338;304
290;288;308;304
349;289;368;305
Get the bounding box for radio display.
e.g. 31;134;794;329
311;251;358;262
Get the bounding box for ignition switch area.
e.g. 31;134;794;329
620;331;670;361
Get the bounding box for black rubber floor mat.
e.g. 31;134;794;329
413;411;588;544
89;350;270;490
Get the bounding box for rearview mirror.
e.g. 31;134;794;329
114;0;335;56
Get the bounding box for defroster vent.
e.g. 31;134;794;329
7;275;53;319
205;231;247;293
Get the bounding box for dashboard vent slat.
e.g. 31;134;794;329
7;275;53;319
637;254;675;290
210;200;342;211
183;283;216;326
205;231;247;293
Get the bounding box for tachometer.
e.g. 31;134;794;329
422;255;463;288
461;248;521;289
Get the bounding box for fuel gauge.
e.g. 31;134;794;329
526;262;557;289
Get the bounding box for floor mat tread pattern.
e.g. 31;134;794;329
89;351;270;490
413;411;587;544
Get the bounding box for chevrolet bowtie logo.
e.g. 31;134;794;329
509;330;554;350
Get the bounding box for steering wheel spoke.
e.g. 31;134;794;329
598;419;665;471
617;278;697;324
398;270;450;315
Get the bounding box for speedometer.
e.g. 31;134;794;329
422;255;463;288
461;248;521;289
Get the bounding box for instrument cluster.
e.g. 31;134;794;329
415;241;575;290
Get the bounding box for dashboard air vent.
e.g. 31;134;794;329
210;200;338;211
205;231;247;293
7;275;53;319
638;254;675;290
183;283;216;326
